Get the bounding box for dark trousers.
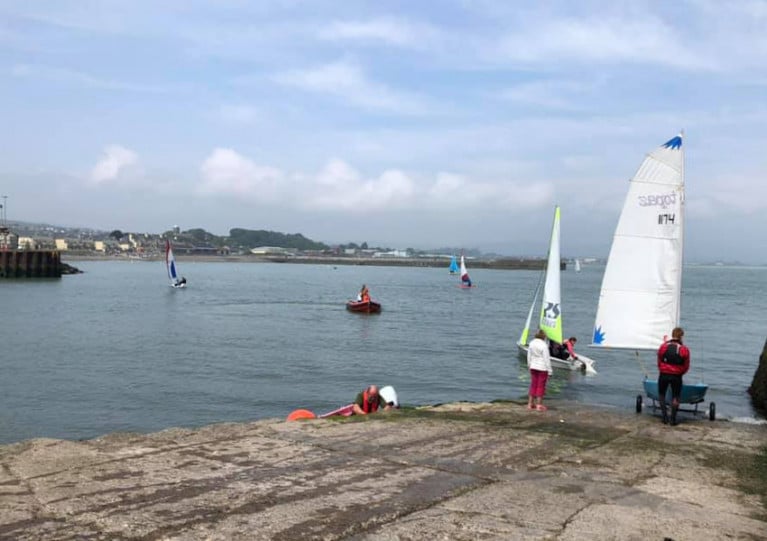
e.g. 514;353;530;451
658;373;683;403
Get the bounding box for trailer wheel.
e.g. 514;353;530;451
709;402;716;421
635;394;643;414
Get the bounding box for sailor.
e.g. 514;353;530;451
351;385;391;415
657;327;691;425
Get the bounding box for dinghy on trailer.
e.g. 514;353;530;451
591;132;714;421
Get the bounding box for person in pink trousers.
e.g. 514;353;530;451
527;330;553;411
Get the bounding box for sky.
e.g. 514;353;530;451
2;1;767;262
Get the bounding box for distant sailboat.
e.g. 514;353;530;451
574;259;581;273
459;254;473;288
165;239;186;288
448;255;459;274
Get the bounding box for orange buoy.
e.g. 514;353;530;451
287;409;317;421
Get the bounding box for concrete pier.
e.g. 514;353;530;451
0;250;61;278
1;401;765;540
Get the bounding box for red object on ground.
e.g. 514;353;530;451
286;409;317;421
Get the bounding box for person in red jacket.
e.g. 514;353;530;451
351;385;392;415
657;327;690;425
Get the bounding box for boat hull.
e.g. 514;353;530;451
318;404;355;418
346;300;382;314
642;379;708;404
516;343;597;375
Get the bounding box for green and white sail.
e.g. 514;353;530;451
539;206;563;344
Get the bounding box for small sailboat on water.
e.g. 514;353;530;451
574;259;581;273
165;239;186;288
448;255;459;274
517;206;596;374
459;254;474;288
591;132;713;420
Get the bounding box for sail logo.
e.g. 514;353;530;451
542;302;560;325
638;192;677;209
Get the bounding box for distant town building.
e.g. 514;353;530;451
17;236;37;250
54;238;68;251
250;246;294;255
173;225;180;235
373;250;408;258
0;228;18;251
93;240;106;252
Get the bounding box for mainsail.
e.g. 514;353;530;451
460;254;471;285
539;206;563;344
592;134;685;350
165;239;179;285
448;255;459;274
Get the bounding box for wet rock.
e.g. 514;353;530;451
749;338;767;414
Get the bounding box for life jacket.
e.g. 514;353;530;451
362;292;371;302
362;390;379;413
662;341;685;366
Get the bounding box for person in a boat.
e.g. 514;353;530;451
175;277;186;287
562;337;578;360
356;284;370;303
657;327;691;426
549;340;567;360
352;385;392;415
527;330;553;412
462;276;472;287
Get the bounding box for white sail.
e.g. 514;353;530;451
574;259;581;272
540;206;563;344
518;277;542;346
459;254;472;286
592;134;684;350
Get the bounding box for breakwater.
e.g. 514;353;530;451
261;255;562;270
0;250;62;278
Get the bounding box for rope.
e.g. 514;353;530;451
635;350;650;378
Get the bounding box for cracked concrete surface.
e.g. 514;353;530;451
0;401;765;540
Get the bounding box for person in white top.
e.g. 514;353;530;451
527;329;553;411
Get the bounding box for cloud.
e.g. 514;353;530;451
495;15;712;70
213;104;259;125
196;149;553;213
89;145;139;184
198;148;286;200
318;17;439;48
11;64;172;93
427;172;553;210
271;60;431;114
495;78;603;110
307;159;415;211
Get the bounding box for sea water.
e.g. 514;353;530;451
0;261;763;444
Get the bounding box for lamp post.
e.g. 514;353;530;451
1;195;6;225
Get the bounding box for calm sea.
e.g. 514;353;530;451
1;260;764;444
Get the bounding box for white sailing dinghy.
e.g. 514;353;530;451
165;239;186;288
517;206;597;374
574;259;582;273
459;253;474;288
591;133;712;419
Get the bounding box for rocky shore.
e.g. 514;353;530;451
1;401;765;540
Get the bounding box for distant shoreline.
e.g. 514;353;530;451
62;253;553;270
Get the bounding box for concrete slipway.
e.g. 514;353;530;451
1;401;765;540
